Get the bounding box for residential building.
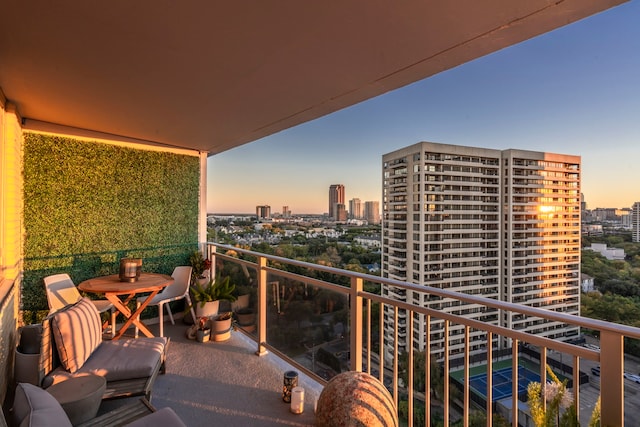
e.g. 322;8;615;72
354;235;382;249
582;224;604;235
382;142;581;359
282;206;291;218
620;207;632;229
364;201;380;224
328;184;345;220
335;203;348;222
256;205;271;220
591;207;618;223
349;198;362;219
581;273;595;293
586;243;625;260
633;202;640;242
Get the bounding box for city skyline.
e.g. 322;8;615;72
207;2;639;214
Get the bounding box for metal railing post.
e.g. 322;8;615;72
208;244;216;278
350;276;363;372
600;330;623;426
256;255;268;356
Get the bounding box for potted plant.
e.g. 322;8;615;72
190;273;237;319
189;250;211;286
195;317;211;343
212;311;233;341
235;307;256;333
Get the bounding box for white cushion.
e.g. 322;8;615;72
12;383;72;427
51;298;102;373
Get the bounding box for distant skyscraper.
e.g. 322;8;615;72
349;198;362;219
283;206;291;218
329;184;345;219
632;202;640;242
382;142;581;360
336;203;348;222
364;201;380;224
256;205;271;220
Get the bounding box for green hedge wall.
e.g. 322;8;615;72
22;133;201;322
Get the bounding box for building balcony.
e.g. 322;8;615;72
3;245;639;426
154;241;640;427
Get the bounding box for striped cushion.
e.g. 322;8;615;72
51;298;102;373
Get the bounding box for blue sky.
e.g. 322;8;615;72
208;2;639;214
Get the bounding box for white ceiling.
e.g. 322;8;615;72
0;1;626;155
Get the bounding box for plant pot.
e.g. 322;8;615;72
212;313;232;342
231;294;250;312
15;350;40;385
195;300;219;319
196;328;211;343
235;308;255;332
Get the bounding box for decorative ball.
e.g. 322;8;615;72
315;371;398;427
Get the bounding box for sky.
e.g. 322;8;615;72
207;2;639;215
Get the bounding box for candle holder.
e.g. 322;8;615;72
119;258;142;282
282;370;298;403
290;386;304;414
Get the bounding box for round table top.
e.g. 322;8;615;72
78;273;173;294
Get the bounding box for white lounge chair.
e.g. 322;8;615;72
44;273;116;338
135;266;197;337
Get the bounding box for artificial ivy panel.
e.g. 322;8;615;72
22;133;200;320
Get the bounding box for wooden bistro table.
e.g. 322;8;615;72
78;273;174;340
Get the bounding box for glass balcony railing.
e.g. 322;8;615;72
206;241;640;426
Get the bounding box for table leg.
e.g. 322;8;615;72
105;290;160;339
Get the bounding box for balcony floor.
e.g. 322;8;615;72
99;320;322;426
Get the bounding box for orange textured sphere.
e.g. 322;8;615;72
315;371;397;427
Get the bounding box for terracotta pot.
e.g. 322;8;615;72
212;313;232;341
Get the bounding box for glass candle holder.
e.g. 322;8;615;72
119;258;142;282
290;386;304;414
282;370;298;403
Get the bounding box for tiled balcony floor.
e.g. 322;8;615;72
100;320;322;426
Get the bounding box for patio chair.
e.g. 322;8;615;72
135;266;197;337
44;273;116;338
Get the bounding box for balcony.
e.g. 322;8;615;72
103;320;322;426
0;2;635;425
125;241;640;427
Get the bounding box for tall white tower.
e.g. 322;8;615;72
382;142;581;360
632;202;640;243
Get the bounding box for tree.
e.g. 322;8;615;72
398;350;444;399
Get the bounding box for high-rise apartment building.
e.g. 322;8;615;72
329;184;345;220
349;198;363;219
382;142;581;360
335;204;348;222
256;205;271;220
632;202;640;243
282;206;291;218
364;201;380;224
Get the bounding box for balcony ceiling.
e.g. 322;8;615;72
0;1;625;155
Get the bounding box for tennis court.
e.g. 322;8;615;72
468;365;542;401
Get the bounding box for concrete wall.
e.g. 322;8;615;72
0;88;23;409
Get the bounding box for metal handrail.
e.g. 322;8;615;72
206;241;638;426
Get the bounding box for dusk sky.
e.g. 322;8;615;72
207;2;639;215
